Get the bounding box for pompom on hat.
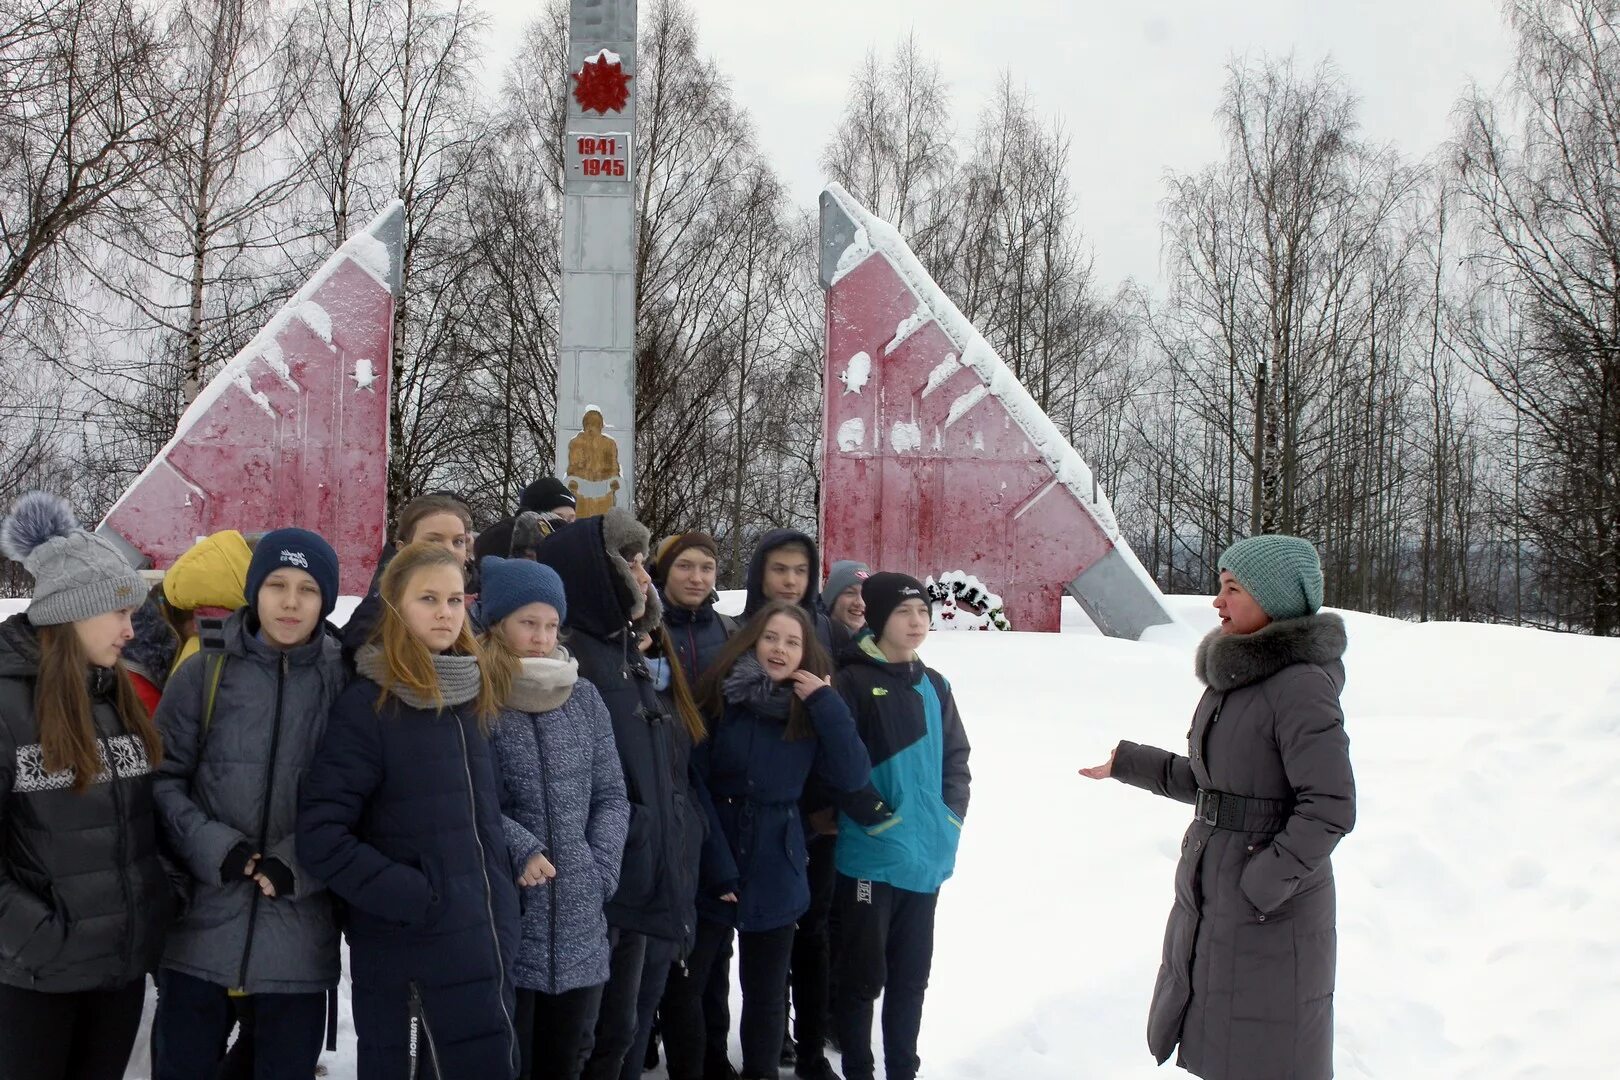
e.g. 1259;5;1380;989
0;491;148;626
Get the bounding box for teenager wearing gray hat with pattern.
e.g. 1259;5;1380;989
0;491;173;1080
1081;534;1356;1080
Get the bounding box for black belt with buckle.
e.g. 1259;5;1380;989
1194;788;1291;832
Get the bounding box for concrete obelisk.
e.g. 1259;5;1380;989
557;0;637;518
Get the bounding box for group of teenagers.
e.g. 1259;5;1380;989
0;477;971;1080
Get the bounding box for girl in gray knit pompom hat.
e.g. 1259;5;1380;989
0;491;148;625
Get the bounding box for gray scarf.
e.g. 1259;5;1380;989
356;644;483;710
506;648;579;714
722;651;792;720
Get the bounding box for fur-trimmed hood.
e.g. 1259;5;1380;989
536;509;655;642
1195;611;1348;692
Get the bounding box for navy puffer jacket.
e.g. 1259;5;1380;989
296;672;521;1080
695;686;872;932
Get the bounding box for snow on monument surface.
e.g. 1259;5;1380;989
99;203;403;596
819;183;1173;636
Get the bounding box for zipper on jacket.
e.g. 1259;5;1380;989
531;715;559;993
454;708;519;1071
645;698;690;958
102;714;136;977
236;652;287;990
408;980;443;1078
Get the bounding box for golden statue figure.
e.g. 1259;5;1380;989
566;407;621;519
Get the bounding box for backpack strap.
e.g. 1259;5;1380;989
194;616;229;741
717;611;739;638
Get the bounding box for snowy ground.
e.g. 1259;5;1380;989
71;592;1620;1078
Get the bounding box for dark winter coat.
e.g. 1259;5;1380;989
152;610;346;994
296;672;521;1080
832;633;970;894
742;528;833;651
695;685;871;932
123;591;179;699
338;542;393;665
1112;613;1355;1080
491;663;630;994
660;594;736;687
0;613;172;993
536;517;712;951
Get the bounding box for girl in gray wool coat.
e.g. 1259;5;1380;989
151;528;348;1080
480;555;631;1080
1082;535;1356;1080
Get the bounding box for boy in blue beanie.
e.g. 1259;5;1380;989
151;526;348;1079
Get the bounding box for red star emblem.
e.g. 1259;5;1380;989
572;50;632;115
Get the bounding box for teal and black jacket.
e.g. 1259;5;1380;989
833;633;971;894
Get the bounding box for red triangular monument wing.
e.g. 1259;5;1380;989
819;184;1172;636
99;202;403;596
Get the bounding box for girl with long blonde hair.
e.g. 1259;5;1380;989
298;542;541;1080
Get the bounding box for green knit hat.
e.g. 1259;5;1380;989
1218;534;1324;621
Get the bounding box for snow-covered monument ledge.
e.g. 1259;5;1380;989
818;184;1173;637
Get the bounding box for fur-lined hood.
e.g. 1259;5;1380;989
1195;611;1348;692
537;508;657;641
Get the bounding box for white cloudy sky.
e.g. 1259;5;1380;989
480;0;1516;288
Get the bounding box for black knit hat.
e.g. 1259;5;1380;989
862;572;928;642
519;477;576;515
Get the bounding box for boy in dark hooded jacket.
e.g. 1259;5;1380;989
742;529;831;653
536;511;718;1080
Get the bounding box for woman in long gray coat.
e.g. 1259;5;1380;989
1082;534;1355;1080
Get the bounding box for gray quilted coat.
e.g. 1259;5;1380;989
491;665;629;994
152;612;346;994
1113;613;1355;1080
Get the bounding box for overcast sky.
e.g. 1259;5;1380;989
480;0;1516;289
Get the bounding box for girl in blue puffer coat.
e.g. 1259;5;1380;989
659;600;878;1080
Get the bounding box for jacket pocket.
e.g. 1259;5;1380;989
611;802;658;909
411;855;446;929
1238;843;1296;915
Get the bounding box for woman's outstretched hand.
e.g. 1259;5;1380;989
1078;747;1116;780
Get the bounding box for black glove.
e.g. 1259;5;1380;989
221;841;256;884
256;857;295;899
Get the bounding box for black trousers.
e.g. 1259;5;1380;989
623;935;674;1080
583;928;648;1080
0;978;146;1080
517;982;606;1080
789;834;838;1062
663;919;795;1079
832;876;939;1080
154;967;326;1080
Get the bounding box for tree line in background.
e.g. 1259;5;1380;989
2;0;1617;633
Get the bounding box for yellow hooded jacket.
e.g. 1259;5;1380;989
163;529;252;673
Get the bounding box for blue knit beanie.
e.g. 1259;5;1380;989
481;555;567;627
1218;534;1324;621
247;528;340;620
